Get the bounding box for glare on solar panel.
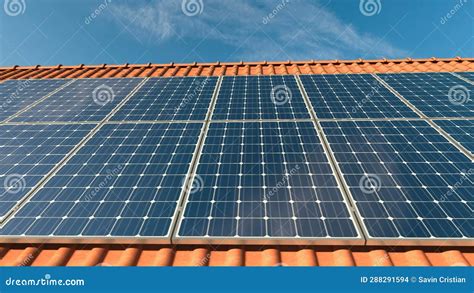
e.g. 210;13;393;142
111;77;218;121
321;120;473;244
11;78;143;123
0;79;68;122
0;122;202;241
0;123;95;220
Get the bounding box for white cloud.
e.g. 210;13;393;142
107;0;408;61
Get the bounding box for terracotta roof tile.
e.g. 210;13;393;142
0;245;472;266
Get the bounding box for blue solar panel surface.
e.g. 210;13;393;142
212;75;311;120
177;121;359;239
321;120;473;239
300;74;420;119
111;77;218;121
0;123;201;237
1;73;473;245
378;73;474;118
456;72;474;81
434;120;474;153
0;79;67;121
11;78;142;123
0;124;95;219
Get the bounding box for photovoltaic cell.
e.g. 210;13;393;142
111;77;218;121
0;79;67;121
300;74;419;119
11;78;142;123
321;120;473;241
0;123;201;238
378;73;474;118
434;120;474;154
176;121;360;242
0;124;95;219
212;75;310;120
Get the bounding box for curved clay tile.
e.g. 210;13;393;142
404;250;432;266
332;249;356;266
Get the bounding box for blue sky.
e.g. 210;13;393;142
0;0;472;66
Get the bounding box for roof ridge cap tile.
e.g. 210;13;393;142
2;57;474;71
1;58;472;80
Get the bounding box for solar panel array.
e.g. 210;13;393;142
1;123;201;238
0;72;472;246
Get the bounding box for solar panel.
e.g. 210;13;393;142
456;72;474;82
0;79;67;122
11;78;142;123
299;74;419;119
2;72;473;246
0;122;201;240
378;72;473;118
0;123;95;220
212;75;310;120
176;121;362;244
434;120;474;154
111;77;218;121
321;120;473;244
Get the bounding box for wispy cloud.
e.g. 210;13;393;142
107;0;408;61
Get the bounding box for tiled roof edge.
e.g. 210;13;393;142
1;57;472;70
